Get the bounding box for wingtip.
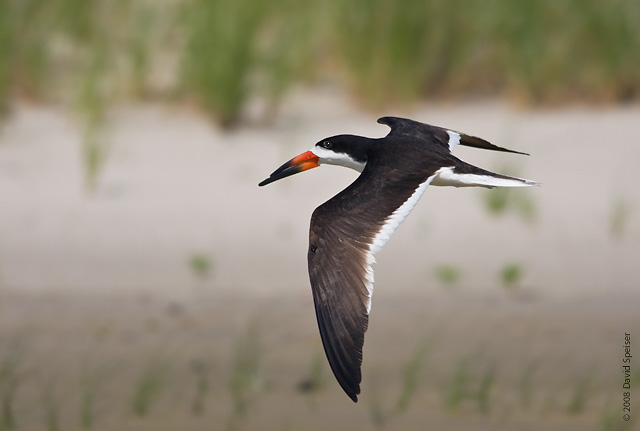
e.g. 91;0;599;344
345;386;360;402
334;368;361;402
457;133;531;156
516;177;540;187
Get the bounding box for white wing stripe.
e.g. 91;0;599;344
446;130;461;151
362;174;437;314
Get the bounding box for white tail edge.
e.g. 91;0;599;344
432;166;539;188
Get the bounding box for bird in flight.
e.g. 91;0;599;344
258;117;537;402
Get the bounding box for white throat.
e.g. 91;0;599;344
311;147;366;172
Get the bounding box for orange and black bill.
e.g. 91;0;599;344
258;151;319;186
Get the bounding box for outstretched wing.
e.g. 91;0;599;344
377;116;529;155
307;162;438;402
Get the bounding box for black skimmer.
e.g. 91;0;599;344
258;117;537;402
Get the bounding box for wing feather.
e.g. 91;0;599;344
378;116;528;155
308;163;437;402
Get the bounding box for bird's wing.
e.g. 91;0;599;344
377;116;528;155
308;163;438;402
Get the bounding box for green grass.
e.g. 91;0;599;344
0;345;23;431
484;187;511;216
0;1;12;116
610;198;633;238
189;359;210;416
442;347;500;414
500;263;525;291
0;308;631;430
513;190;537;223
566;367;596;414
188;253;213;279
395;337;433;413
482;175;537;222
329;0;435;107
369;335;435;428
78;361;105;431
181;0;267;127
228;323;265;418
518;359;540;410
79;383;96;430
255;1;318;121
0;0;638;126
79;98;108;192
599;400;636;431
330;0;640;105
444;355;471;412
434;264;462;288
79;19;114;191
297;352;326;396
41;379;60;431
368;336;436;427
130;358;166;417
125;4;156;98
475;362;496;414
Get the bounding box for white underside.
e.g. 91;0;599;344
360;166;536;313
431;166;537;188
362;174;437;314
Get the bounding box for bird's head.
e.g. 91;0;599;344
258;135;368;187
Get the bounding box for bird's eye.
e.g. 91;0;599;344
321;141;332;149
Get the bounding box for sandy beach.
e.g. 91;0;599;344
1;94;639;430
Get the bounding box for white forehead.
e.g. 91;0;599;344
310;146;366;172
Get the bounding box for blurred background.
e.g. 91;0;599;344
0;0;639;430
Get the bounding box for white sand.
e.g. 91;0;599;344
1;94;639;430
0;94;639;300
